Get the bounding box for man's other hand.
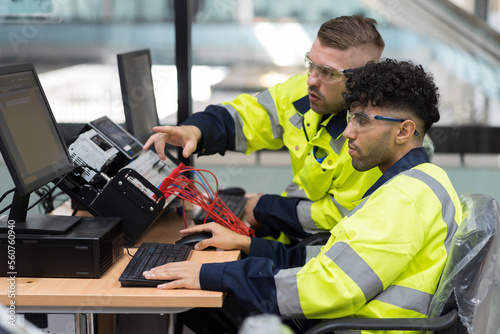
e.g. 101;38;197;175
143;125;202;159
143;261;202;290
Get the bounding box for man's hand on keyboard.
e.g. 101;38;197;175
244;193;263;227
143;261;202;290
180;223;251;255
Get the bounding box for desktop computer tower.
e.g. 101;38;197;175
0;216;123;278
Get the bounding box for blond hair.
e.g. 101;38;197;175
317;15;385;51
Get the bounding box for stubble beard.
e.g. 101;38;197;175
351;133;392;172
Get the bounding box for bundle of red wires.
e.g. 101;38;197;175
157;163;255;237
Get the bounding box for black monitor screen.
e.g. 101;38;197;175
0;65;74;196
0;64;80;233
117;49;160;144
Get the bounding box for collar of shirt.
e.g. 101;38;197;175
293;95;348;139
362;147;430;198
324;110;348;139
292;95;311;115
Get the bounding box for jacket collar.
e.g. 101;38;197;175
293;95;348;139
363;147;430;198
292;95;311;115
325;110;348;139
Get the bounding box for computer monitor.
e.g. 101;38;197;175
0;63;80;233
117;49;160;144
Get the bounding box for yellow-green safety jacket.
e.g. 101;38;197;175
183;73;382;238
199;148;463;333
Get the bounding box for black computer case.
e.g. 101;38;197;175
0;217;123;278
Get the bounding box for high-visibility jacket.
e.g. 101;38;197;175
183;73;382;238
200;148;463;334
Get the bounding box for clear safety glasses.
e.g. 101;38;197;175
304;52;347;83
347;110;419;136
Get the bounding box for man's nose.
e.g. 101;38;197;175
307;69;321;86
343;121;356;140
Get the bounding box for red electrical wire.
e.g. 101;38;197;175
158;163;255;237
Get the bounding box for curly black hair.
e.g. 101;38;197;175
343;59;440;133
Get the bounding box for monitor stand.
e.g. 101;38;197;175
0;214;82;234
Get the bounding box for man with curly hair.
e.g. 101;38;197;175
145;16;387;242
145;59;462;334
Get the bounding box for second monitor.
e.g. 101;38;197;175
117;49;160;145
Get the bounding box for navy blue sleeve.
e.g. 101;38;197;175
199;238;309;315
249;237;307;269
200;258;281;314
254;194;312;239
181;105;235;156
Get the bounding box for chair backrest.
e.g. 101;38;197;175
429;193;500;334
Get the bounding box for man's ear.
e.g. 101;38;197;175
395;120;416;144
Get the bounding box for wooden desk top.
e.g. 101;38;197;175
0;201;240;309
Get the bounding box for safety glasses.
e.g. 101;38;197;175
347;110;419;136
304;52;347;83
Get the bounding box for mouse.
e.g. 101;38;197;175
175;232;213;248
218;187;246;196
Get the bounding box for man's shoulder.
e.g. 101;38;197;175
272;73;309;99
280;73;308;85
407;163;450;182
385;163;455;198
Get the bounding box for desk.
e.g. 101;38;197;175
0;202;240;333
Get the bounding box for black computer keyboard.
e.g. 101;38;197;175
192;193;247;225
119;242;193;287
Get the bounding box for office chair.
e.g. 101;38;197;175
303;193;500;334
